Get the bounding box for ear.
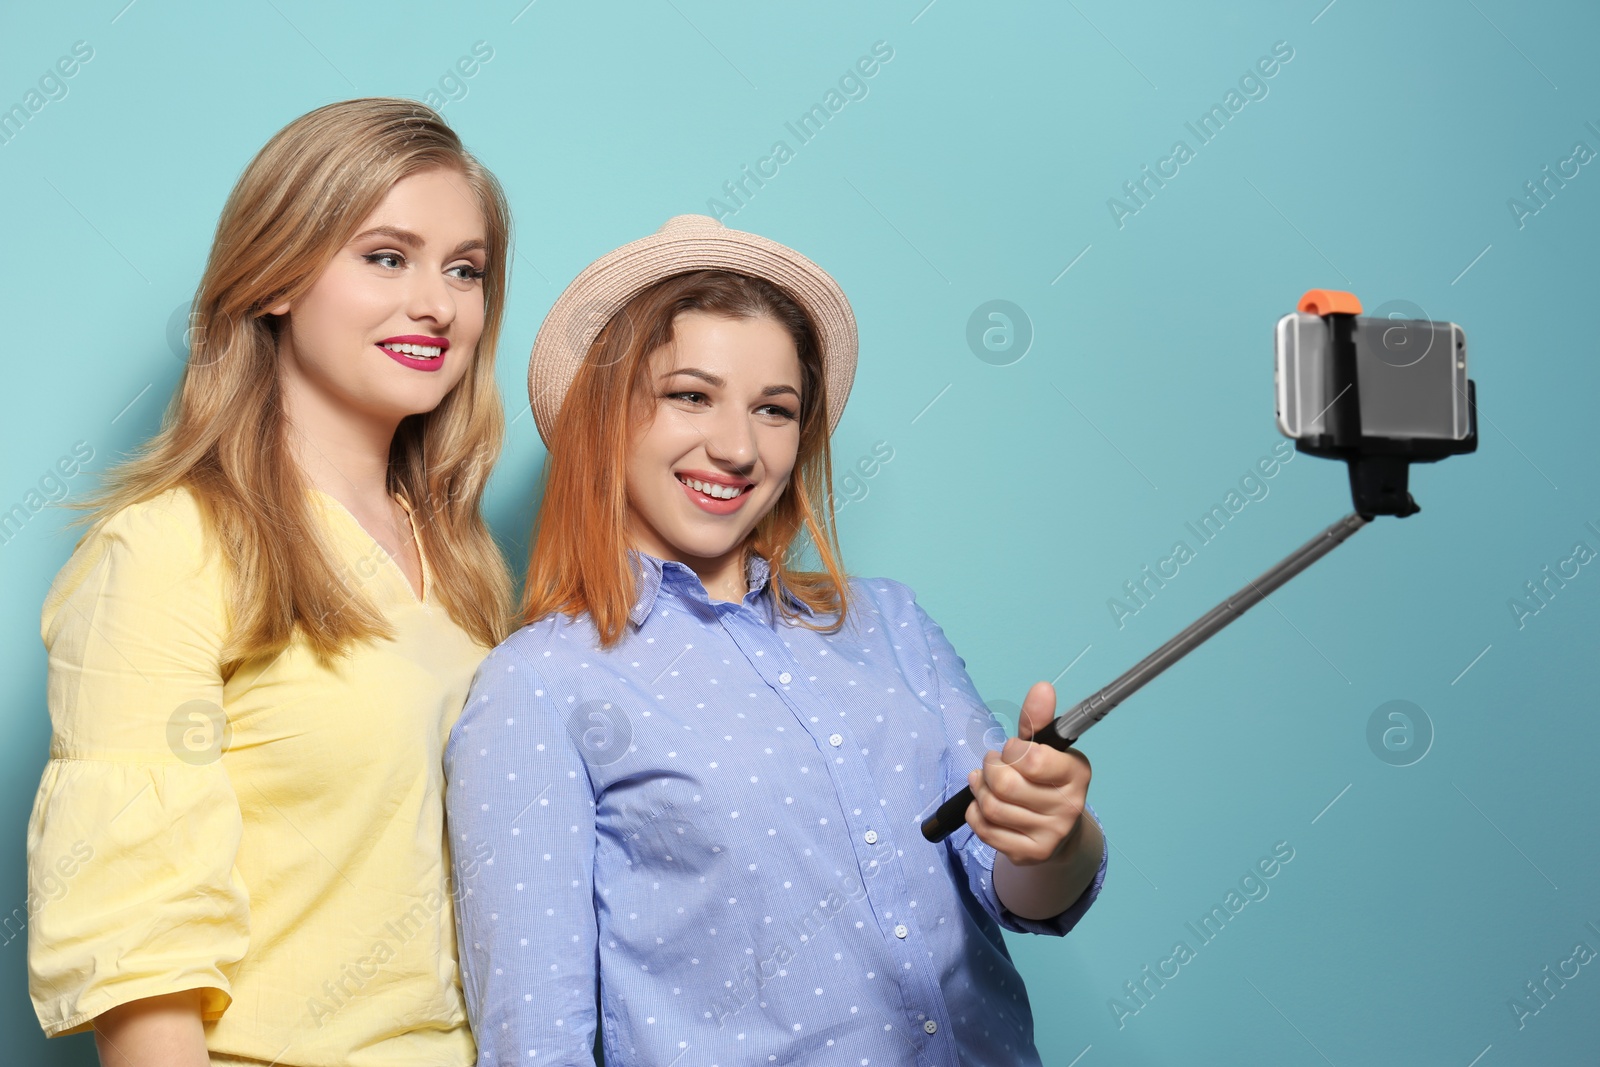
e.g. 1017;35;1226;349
266;299;290;316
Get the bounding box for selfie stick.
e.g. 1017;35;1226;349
921;289;1478;843
919;511;1369;841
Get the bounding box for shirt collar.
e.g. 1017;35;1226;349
627;548;815;626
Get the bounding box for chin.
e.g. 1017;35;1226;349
387;387;457;419
651;518;750;562
672;535;748;562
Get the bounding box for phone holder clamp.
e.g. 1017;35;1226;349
1291;289;1478;520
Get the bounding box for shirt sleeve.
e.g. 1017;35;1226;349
906;586;1108;937
445;643;599;1066
26;494;250;1037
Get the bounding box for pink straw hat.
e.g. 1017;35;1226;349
525;214;858;449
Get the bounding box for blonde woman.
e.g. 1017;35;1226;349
26;98;514;1066
446;216;1106;1065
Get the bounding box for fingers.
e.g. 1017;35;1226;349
963;784;1077;865
964;742;1090;861
967;754;1087;826
971;758;1062;813
964;802;1041;861
966;687;1095;867
993;738;1090;790
1015;681;1057;742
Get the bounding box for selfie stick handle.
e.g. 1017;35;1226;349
920;510;1372;843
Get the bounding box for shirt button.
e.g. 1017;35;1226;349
863;830;878;844
778;671;792;684
828;733;843;747
894;924;908;939
924;1020;938;1035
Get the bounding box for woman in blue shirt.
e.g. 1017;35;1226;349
445;214;1107;1066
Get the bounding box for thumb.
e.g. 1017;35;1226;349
1015;681;1058;743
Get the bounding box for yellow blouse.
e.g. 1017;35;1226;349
26;484;489;1066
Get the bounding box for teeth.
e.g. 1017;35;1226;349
678;474;744;500
385;342;443;359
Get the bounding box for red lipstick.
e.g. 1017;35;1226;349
377;334;450;372
674;470;754;515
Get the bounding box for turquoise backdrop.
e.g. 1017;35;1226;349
3;1;1596;1063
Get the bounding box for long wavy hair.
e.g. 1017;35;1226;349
521;269;851;648
65;97;516;673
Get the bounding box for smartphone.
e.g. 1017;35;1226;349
1275;311;1471;442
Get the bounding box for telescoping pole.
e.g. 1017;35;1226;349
921;511;1373;843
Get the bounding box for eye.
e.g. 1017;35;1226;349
449;263;487;282
363;251;405;269
759;403;799;421
665;391;708;405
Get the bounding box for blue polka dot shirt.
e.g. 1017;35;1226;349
445;549;1107;1065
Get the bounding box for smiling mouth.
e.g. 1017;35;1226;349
378;342;445;361
676;473;752;500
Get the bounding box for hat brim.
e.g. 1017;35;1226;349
526;215;858;450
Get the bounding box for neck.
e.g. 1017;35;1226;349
701;562;749;604
634;541;750;604
280;374;401;508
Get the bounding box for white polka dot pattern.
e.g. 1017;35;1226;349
444;549;1106;1065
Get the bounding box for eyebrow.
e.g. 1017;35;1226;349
351;225;487;257
661;367;801;400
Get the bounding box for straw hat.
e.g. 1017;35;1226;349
525;214;858;449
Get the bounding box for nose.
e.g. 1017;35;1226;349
405;264;456;329
701;403;758;477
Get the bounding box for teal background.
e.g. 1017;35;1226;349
3;0;1597;1063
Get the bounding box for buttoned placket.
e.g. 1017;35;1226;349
661;579;960;1066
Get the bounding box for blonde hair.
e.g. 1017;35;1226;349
521;269;851;649
66;97;515;673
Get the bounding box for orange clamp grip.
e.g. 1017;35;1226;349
1298;289;1362;315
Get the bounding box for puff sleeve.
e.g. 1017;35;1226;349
25;491;250;1037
